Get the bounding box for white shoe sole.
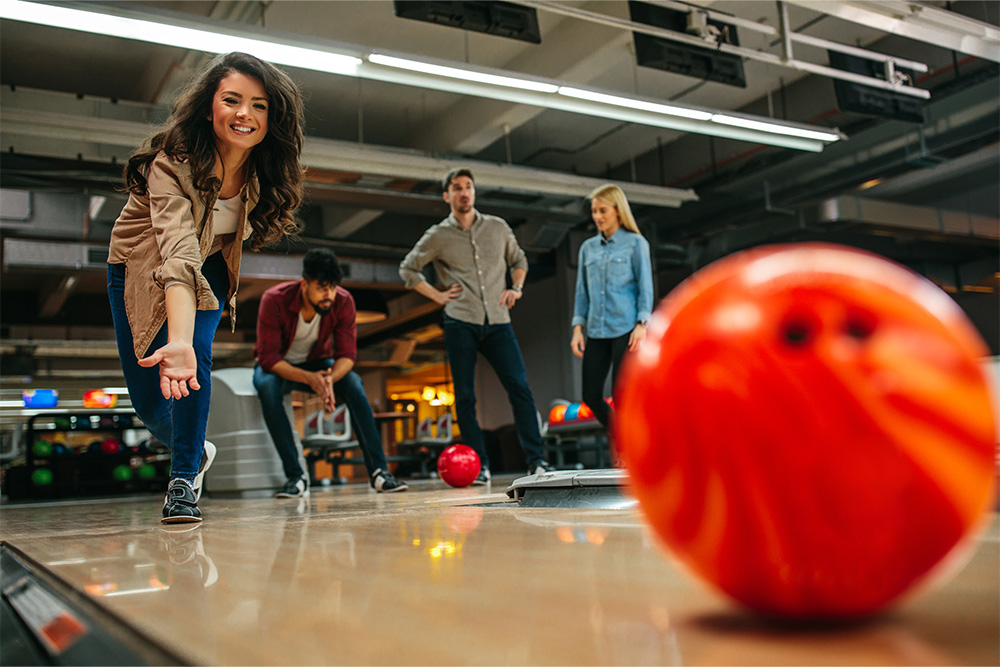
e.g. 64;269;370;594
193;441;217;502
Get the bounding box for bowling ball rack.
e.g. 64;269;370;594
2;410;170;501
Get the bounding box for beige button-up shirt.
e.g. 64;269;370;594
107;152;256;358
399;210;529;325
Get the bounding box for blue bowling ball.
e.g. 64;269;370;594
565;402;581;421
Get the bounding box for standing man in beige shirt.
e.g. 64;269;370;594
399;168;555;484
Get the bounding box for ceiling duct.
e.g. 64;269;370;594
810;196;999;240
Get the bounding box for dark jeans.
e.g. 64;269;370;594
442;314;545;470
581;332;631;430
108;252;229;481
252;360;388;480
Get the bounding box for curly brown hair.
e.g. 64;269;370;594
124;52;304;250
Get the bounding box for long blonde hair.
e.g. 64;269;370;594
587;184;641;236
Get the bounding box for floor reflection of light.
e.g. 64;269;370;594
429;541;457;559
84;582;117;596
103;586;169;597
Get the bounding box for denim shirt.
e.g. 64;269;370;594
572;229;654;339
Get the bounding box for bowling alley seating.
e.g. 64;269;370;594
396;411;456;476
301;404;366;484
541;399;611;469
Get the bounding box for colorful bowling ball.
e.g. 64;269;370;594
112;465;133;482
548;404;568;423
31;468;53;486
577;403;594;420
564;402;580;421
31;441;52;458
137;464;157;480
100;438;122;454
437;444;481;488
51;443;70;456
615;243;997;619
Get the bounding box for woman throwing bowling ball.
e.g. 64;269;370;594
108;52;304;523
570;185;654;447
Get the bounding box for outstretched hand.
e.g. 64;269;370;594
138;341;200;400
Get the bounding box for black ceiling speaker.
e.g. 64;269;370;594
828;51;925;123
393;1;541;44
628;1;746;88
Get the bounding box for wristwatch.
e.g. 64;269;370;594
637;320;648;327
512;284;524;292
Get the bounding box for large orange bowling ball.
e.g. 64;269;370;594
615;243;997;618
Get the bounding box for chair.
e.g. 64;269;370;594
302;405;365;484
396;411;456;477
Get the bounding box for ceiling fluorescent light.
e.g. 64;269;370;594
369;54;559;93
711;114;841;142
0;0;361;75
558;87;713;121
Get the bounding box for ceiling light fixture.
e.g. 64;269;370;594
710;114;842;142
557;87;713;121
1;0;842;151
369;54;559;93
0;0;362;75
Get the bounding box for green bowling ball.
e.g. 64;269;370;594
31;441;52;458
31;468;53;486
137;464;157;480
112;465;133;482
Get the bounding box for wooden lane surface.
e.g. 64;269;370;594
2;480;998;666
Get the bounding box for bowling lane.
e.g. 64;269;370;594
2;479;998;666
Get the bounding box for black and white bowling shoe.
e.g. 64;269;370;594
370;468;408;493
528;459;556;476
275;476;309;498
471;467;491;486
162;478;202;524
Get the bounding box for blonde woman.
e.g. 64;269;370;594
570;185;654;434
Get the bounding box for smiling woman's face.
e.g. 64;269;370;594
210;71;269;155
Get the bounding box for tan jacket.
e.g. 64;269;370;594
108;152;257;358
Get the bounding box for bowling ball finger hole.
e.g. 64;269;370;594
844;314;876;341
780;320;814;347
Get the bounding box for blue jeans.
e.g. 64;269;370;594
108;252;229;481
252;360;388;480
443;314;545;470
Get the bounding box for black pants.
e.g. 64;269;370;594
581;332;631;430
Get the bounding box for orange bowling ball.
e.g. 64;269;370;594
614;243;997;618
437;444;481;488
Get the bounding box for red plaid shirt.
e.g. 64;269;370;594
254;281;357;372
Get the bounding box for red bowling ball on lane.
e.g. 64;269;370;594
615;243;998;619
437;444;481;488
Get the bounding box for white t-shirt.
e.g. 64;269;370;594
213;195;242;235
283;312;321;364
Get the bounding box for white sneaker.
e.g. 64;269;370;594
192;441;216;502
